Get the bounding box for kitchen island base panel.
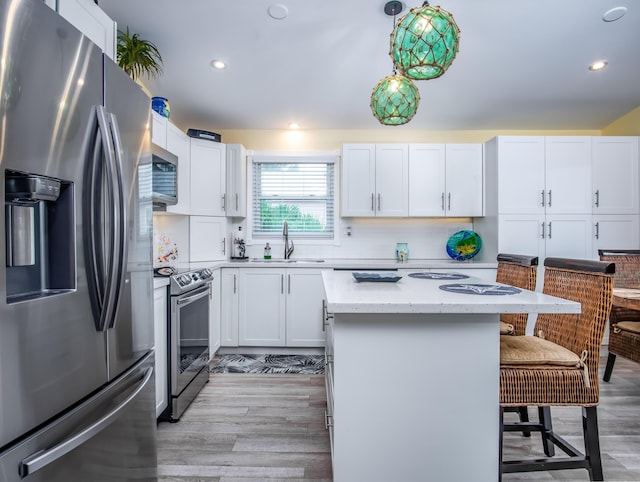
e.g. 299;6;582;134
332;313;499;482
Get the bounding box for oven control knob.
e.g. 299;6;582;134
202;269;212;279
180;275;190;285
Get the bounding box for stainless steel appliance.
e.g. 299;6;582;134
151;144;178;210
0;1;157;480
162;268;212;422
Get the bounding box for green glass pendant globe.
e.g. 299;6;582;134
370;74;420;126
390;4;460;80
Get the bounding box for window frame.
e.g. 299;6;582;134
247;151;340;246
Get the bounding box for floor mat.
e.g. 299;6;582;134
209;353;324;374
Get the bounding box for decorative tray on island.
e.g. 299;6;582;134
438;283;521;295
408;272;469;280
352;272;402;283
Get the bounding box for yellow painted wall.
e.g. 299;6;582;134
602;105;640;136
218;129;600;152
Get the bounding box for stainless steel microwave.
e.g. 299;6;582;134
152;144;178;210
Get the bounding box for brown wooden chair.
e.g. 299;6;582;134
496;253;538;335
500;257;615;481
598;249;640;382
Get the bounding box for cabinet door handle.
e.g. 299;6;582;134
594;190;600;208
541;222;545;239
447;192;451;211
324;410;333;429
233;274;236;294
281;274;284;294
548;222;552;238
288;274;291;295
377;193;381;211
547;190;552;207
541;190;545;207
441;192;445;211
235;193;239;210
595;222;600;239
322;299;333;331
371;193;374;212
222;237;226;255
222;193;226;210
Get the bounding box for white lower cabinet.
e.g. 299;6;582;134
592;214;640;258
153;285;168;418
221;269;239;347
209;269;221;356
239;269;286;346
286;269;325;347
222;267;325;348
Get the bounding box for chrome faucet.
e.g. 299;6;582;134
283;221;294;259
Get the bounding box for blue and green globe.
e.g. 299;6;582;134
446;230;482;261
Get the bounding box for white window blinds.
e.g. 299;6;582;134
252;158;335;239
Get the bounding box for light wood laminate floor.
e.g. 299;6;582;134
157;351;640;481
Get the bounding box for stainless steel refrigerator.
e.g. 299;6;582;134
0;0;157;480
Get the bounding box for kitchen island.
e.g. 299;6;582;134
321;269;581;482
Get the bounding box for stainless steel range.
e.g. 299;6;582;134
162;268;213;421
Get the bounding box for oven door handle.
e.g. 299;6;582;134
176;284;210;306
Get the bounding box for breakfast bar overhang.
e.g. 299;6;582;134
321;270;581;482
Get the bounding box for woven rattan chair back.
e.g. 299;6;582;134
598;249;640;324
533;258;614;404
496;254;538;336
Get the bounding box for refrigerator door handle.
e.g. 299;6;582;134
105;112;128;329
85;105;119;332
18;366;154;478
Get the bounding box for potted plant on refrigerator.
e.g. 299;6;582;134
116;27;163;81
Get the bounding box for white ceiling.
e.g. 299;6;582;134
98;0;640;132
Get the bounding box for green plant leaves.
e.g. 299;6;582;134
116;26;163;81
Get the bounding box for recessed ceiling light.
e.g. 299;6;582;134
268;3;289;20
589;60;608;71
288;122;299;129
602;6;627;22
211;59;227;70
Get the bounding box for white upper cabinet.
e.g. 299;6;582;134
408;144;483;217
165;122;190;215
151;111;167;149
57;0;116;60
496;136;591;215
592;137;639;214
408;144;446;216
375;144;409;216
189;216;227;262
190;139;226;216
341;144;408;217
444;144;484;217
544;137;592;214
226;144;247;218
496;136;546;214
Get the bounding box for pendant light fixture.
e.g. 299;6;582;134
371;1;420;126
390;1;460;81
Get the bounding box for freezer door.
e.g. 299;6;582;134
102;58;154;380
0;352;157;482
0;0;108;448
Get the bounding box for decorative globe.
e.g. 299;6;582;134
151;96;170;118
446;230;482;261
390;4;460;80
370;74;420;126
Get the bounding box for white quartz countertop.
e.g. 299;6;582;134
222;257;497;269
321;269;581;315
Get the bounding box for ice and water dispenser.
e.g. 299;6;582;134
4;170;74;303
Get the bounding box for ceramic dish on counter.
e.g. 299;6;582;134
352;272;402;283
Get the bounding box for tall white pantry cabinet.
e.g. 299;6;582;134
477;136;640;276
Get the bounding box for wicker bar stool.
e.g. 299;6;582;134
500;257;615;481
496;253;539;436
496;253;538;336
598;249;640;382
